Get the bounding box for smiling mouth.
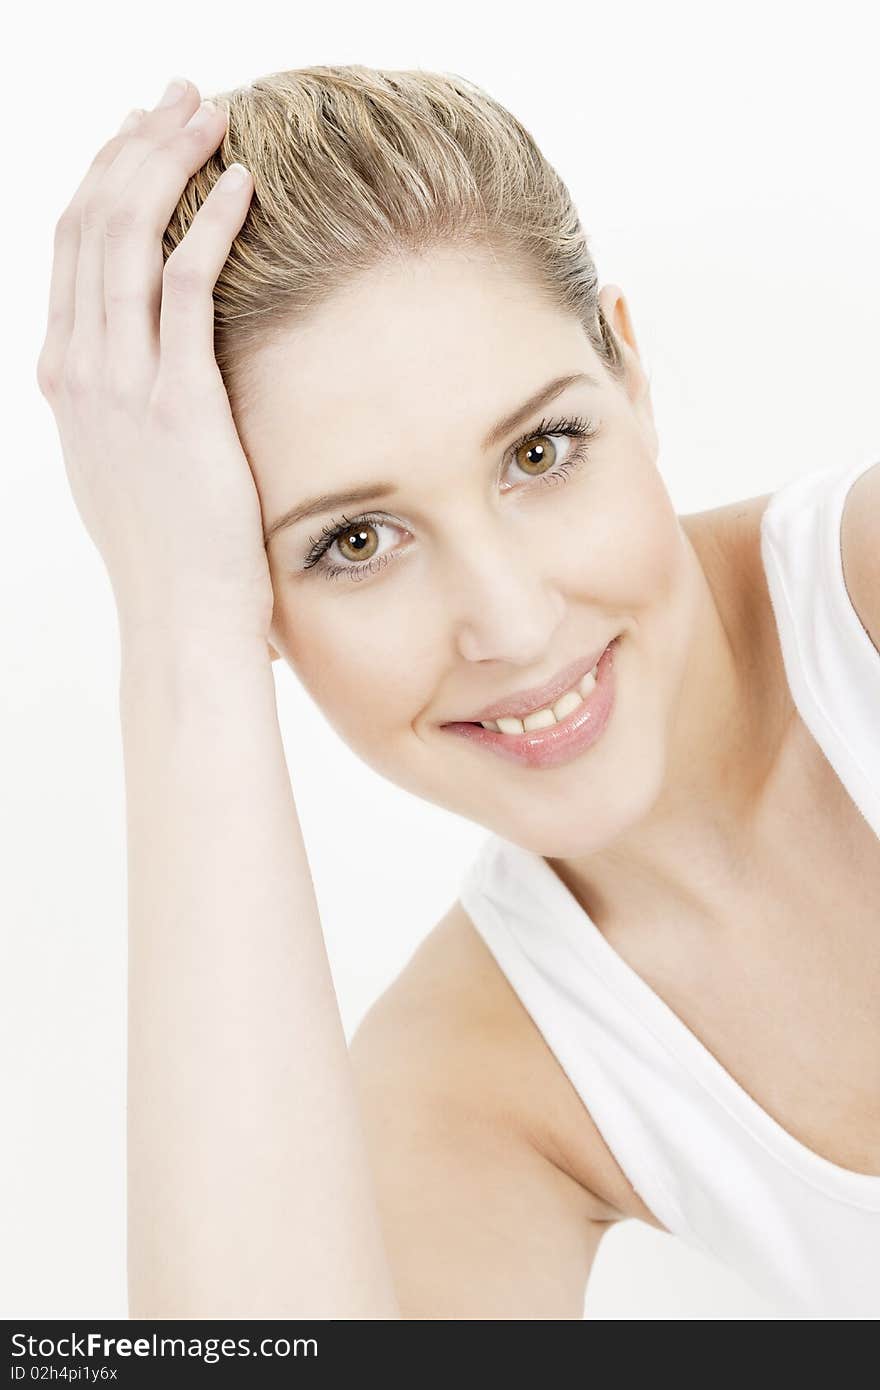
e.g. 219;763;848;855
439;638;618;769
467;661;600;733
455;640;614;734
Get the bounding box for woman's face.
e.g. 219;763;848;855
237;245;697;857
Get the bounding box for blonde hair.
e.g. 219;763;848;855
162;64;626;413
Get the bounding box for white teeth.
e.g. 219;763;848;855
522;707;557;732
479;657;601;735
579;668;597;697
496;715;525;734
552;689;583;721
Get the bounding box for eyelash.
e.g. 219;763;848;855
302;412;599;582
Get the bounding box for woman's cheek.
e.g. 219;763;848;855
571;466;682;616
276;584;419;745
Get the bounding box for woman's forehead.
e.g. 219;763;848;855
247;261;596;435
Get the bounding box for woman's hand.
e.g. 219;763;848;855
35;78;273;649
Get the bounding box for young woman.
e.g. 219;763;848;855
36;64;880;1320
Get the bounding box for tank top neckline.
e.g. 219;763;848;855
508;840;880;1210
495;455;880;1210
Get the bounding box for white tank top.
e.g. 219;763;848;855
458;455;880;1319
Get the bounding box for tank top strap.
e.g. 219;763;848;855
759;455;880;839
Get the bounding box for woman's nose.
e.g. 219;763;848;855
448;533;567;665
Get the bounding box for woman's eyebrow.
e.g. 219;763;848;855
481;370;600;450
264;483;398;545
263;370;600;544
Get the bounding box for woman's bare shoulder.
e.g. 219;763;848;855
348;904;625;1316
350;898;661;1229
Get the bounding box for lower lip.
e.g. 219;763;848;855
440;637;618;770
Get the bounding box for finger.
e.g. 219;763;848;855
156;158;253;392
37;111;150;385
44;88;193;373
104;101;245;383
71;80;202;362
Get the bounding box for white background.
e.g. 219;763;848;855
4;0;877;1320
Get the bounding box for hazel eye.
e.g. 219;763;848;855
512;433;559;477
301;413;597;582
336;521;380;563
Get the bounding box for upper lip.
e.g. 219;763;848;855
447;640;613;724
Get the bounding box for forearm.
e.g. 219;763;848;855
119;633;400;1319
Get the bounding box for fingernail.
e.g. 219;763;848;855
185;99;218;130
157;76;188;108
118;108;145;134
219;163;250;190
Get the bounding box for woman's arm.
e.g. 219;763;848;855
121;630;401;1319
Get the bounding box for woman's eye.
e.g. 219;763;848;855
302;512;405;581
334;520;381;564
302;416;597;581
505;427;590;486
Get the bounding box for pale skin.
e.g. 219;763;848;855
37;78;880;1318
